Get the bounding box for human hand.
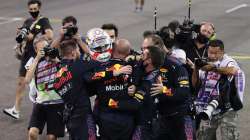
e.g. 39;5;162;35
150;83;164;96
113;65;132;76
128;85;136;96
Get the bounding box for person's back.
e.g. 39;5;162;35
53;40;96;140
86;56;142;140
56;59;91;108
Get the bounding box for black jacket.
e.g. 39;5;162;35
156;56;192;116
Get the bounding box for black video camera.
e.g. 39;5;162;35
64;25;78;37
43;46;58;59
194;58;208;68
16;27;29;43
176;19;200;44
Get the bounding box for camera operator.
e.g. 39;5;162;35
160;20;181;49
178;22;216;97
3;0;53;120
200;22;216;41
181;21;216;63
157;22;188;65
51;16;89;54
192;39;240;140
24;36;64;140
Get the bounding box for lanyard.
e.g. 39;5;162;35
194;45;207;59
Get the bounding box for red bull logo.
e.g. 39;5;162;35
163;86;173;96
92;71;106;80
106;64;121;71
56;66;68;78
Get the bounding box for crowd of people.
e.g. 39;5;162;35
2;0;245;140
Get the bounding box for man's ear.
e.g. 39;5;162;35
34;47;38;52
148;57;153;64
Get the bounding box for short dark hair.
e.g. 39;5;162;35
62;16;77;26
147;46;165;68
60;39;78;57
145;34;165;50
158;26;171;48
209;39;224;51
168;20;180;33
143;30;154;38
101;23;118;37
28;0;42;7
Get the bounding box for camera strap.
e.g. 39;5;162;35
194;45;207;59
29;16;44;31
14;16;44;57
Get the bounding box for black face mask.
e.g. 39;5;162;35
197;34;209;44
29;11;40;18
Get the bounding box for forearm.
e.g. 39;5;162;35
77;40;89;54
214;66;237;75
51;36;63;48
25;57;39;84
159;86;190;103
44;29;53;41
109;91;144;111
192;68;200;88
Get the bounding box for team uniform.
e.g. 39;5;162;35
88;58;143;140
53;59;96;140
132;69;160;140
154;56;194;140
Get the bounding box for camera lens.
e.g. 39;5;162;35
16;28;28;43
200;100;219;120
64;25;78;37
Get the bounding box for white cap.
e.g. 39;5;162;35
171;48;186;64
